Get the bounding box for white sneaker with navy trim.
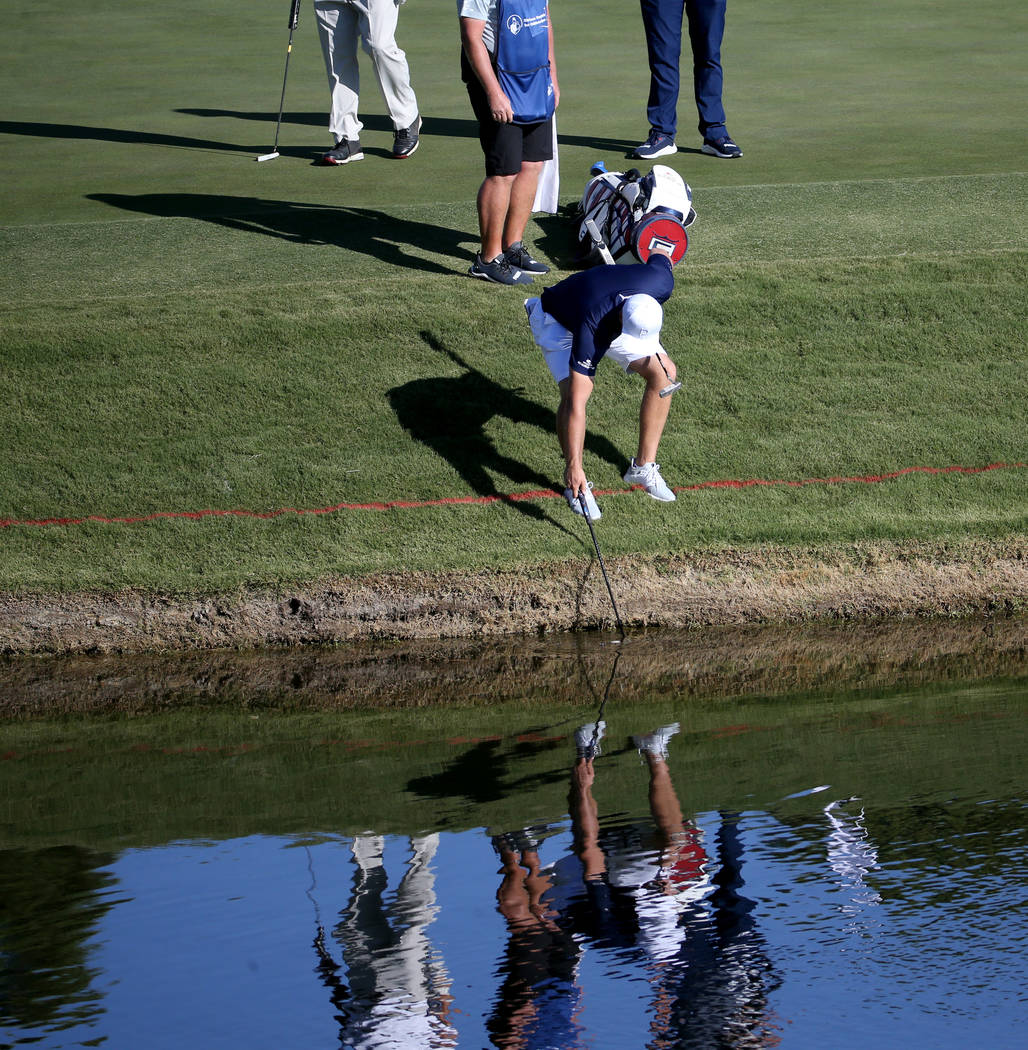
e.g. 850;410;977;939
565;481;601;520
623;459;676;501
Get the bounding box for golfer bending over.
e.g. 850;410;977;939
525;246;677;520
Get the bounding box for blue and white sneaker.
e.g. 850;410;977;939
633;129;677;159
469;253;534;285
565;481;601;520
701;135;743;159
504;241;549;274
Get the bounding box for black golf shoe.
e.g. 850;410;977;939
392;116;422;159
322;139;364;165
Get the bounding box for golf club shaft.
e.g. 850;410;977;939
270;0;302;154
578;493;626;636
655;351;682;397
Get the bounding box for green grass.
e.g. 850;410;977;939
1;0;1026;595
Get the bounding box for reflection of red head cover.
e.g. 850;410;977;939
632;212;689;265
667;826;708;887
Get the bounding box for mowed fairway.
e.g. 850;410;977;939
1;0;1025;596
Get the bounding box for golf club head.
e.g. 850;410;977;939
659;381;682;398
256;152;280;162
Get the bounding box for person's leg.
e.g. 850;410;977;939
685;0;727;139
639;0;685;137
358;0;419;130
643;752;686;835
477;173;517;262
502;160;544;252
628;354;676;464
314;1;363;143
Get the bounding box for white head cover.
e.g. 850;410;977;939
616;294;664;357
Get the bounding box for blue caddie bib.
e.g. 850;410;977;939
495;0;555;125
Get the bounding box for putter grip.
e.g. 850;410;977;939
583;219;615;267
288;0;301;30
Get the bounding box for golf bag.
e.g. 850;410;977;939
575;163;695;266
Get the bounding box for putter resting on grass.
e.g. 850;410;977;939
257;0;302;162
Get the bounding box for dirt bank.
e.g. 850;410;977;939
1;538;1025;656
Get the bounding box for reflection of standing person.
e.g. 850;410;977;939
313;834;456;1048
824;797;882;924
633;0;742;161
668;813;781;1047
314;0;422;166
487;827;583;1049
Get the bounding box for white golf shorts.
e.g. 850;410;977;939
525;297;661;383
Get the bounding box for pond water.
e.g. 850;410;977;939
1;620;1025;1049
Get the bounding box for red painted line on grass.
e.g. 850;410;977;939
0;463;1023;530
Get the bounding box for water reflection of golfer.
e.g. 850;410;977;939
571;725;781;1047
488;720;780;1048
312;834;457;1048
566;721;710;958
487;722;712;1049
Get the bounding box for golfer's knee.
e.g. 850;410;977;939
638;356;675;388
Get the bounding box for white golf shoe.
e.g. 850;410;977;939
575;720;606;758
623;459;676;501
565;481;601;520
632;723;681;759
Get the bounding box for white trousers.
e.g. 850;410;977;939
314;0;419;142
525;297;657;384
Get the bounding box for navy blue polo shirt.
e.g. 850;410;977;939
539;255;674;377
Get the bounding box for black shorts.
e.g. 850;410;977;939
461;48;554;177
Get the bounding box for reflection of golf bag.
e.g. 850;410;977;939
575;164;696;267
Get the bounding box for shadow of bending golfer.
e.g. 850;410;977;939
387;332;624;526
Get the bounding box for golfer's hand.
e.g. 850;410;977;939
487;88;514;124
573;761;595;787
565;464;588;499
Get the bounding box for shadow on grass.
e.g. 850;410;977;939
175;108;643;155
87;192;468;275
1;115;680;163
0;119;261;156
386;331;623;532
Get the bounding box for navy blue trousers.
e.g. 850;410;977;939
640;0;727;139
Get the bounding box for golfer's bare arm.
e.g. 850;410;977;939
459;18;513;123
563;370;593;496
547;16;560;107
